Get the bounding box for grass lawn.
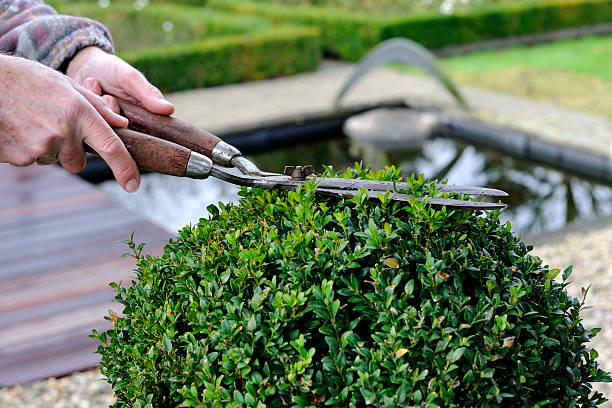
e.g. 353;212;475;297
439;35;612;117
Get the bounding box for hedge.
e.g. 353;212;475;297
49;2;322;92
121;26;321;93
54;2;271;52
207;0;612;60
94;165;611;407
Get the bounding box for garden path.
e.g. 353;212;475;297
0;164;171;387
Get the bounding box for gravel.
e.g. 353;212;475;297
0;370;114;408
534;225;612;405
3;224;612;406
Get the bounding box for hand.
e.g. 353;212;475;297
66;46;174;116
0;54;140;192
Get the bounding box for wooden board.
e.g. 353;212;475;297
0;164;172;387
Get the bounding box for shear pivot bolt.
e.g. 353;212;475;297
284;165;314;180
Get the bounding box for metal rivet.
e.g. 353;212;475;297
284;165;314;180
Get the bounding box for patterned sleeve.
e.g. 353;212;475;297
0;0;114;70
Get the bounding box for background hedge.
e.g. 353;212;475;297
54;2;271;51
207;0;612;60
50;2;321;92
48;0;612;88
121;27;321;93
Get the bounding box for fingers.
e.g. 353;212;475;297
70;78;139;191
57;140;86;173
102;95;121;114
81;118;140;193
83;77;102;96
120;68;175;115
74;81;128;128
82;77;121;114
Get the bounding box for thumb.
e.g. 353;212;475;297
122;68;174;115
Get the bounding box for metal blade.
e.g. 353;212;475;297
209;166;507;210
311;178;508;198
436;184;508;197
222;158;508;199
316;188;506;210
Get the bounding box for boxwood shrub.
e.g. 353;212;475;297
50;2;322;92
208;0;612;60
94;166;610;407
121;26;321;93
53;2;272;52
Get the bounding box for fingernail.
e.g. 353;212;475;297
126;178;139;193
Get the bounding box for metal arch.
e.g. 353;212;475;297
334;37;469;109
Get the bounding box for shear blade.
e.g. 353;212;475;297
316;188;506;210
311;178;508;198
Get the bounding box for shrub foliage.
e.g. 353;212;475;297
208;0;612;60
122;26;321;93
94;166;610;407
51;2;321;92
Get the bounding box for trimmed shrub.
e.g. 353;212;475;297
94;166;610;407
208;0;385;59
208;0;612;60
382;0;612;49
50;2;321;92
53;2;272;52
121;26;321;93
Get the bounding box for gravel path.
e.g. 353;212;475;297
534;225;612;405
0;370;113;408
3;224;612;407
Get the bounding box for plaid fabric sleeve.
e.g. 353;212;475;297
0;0;114;70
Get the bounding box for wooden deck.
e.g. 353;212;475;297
0;163;172;387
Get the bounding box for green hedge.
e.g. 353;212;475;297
94;166;611;407
122;26;321;93
49;2;321;92
208;0;612;60
53;3;271;52
383;0;612;49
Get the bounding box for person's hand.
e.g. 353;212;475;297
66;46;174;116
0;54;140;192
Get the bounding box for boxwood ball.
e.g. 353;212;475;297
94;165;610;407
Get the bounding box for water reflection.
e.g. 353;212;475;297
101;136;612;236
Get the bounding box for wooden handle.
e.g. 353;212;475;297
117;98;222;159
86;128;191;177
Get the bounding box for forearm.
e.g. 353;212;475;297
0;0;113;70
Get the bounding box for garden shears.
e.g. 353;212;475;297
107;99;508;211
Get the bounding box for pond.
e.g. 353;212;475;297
100;135;612;237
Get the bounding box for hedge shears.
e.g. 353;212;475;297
107;99;508;211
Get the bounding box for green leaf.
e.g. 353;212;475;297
447;347;466;363
245;392;256;407
546;268;560;280
247;315;257;331
481;368;495;378
562;265;573;281
162;335;172;353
